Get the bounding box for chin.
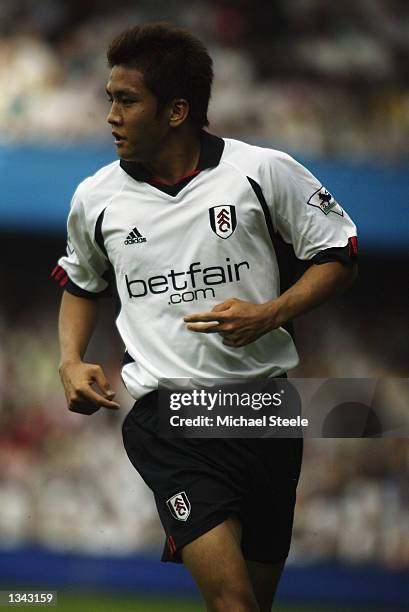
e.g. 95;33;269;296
118;148;142;162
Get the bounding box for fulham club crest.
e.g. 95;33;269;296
166;491;191;521
209;205;237;239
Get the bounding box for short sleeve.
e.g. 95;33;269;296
267;152;357;261
58;187;110;296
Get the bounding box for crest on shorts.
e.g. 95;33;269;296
307;187;344;216
166;491;191;521
209;205;237;239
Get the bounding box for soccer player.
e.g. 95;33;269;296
54;23;357;611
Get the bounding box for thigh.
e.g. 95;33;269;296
181;515;259;612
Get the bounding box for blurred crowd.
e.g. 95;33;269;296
1;0;409;160
0;295;408;568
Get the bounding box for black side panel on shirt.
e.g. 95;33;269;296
95;208;122;316
247;176;297;337
64;208;112;301
95;208;108;259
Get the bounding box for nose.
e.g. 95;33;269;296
107;101;122;126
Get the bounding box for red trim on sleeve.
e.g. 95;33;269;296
349;236;358;257
51;264;69;287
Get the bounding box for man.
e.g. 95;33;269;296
54;23;357;611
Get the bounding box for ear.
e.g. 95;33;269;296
168;98;190;127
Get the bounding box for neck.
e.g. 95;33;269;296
144;126;201;185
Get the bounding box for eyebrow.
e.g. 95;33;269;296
105;86;139;97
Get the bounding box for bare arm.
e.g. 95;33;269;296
184;262;357;347
58;291;120;413
268;261;357;329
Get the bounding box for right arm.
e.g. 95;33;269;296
58;291;120;414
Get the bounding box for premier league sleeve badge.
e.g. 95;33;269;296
307;187;344;216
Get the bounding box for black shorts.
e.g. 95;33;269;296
122;391;302;564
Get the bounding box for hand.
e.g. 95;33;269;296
184;298;277;347
59;361;120;414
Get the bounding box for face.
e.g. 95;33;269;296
106;65;170;162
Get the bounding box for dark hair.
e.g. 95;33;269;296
107;22;213;129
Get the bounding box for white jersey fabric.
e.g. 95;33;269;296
58;132;357;400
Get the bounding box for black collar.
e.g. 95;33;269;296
120;130;224;197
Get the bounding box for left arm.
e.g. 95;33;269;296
184;261;357;347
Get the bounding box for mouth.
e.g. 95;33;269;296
112;131;126;145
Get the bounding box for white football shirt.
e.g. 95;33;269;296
57;132;357;399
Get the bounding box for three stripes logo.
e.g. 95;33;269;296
124;226;147;245
166;491;191;521
209;205;237;239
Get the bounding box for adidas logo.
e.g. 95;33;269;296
124;226;147;245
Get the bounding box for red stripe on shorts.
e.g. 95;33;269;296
167;535;177;555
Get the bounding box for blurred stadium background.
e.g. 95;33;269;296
0;0;408;610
